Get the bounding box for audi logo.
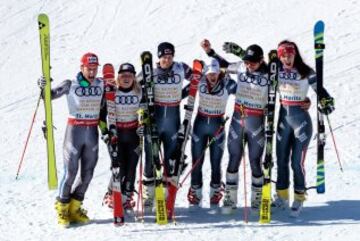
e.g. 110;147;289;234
238;73;268;86
199;84;224;96
115;95;139;105
279;71;297;80
155;73;181;85
75;86;102;96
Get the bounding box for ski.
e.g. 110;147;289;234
38;13;57;190
140;51;168;225
104;84;125;226
166;60;202;220
314;20;326;194
259;50;279;223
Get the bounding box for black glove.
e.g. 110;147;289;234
222;42;244;57
101;129;118;145
319;96;335;115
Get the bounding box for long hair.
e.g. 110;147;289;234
278;40;312;79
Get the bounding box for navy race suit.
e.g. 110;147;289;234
276;67;331;193
142;61;192;180
207;49;269;187
190;73;237;189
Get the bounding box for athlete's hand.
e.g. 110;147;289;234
101;129;118;145
222;42;244;57
319;96;335;115
200;39;212;54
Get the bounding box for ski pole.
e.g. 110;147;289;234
325;115;343;172
136;109;145;222
136;146;145;222
240;118;249;224
179;116;229;187
16;93;42;180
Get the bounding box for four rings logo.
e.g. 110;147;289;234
199;84;224;96
75;86;102;97
115;95;139;105
239;73;268;86
155;73;181;85
279;71;298;80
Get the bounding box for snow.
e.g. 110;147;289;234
1;0;360;240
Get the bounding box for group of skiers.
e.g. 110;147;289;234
38;39;335;227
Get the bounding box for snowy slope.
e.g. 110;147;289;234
1;0;360;240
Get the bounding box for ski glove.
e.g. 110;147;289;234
222;42;245;58
101;129;118;145
37;76;47;89
319;96;335;115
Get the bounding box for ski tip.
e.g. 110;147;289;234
314;20;325;33
141;51;152;58
268;49;278;60
38;13;49;20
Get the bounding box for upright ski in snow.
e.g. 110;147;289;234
259;50;279;223
166;60;202;220
104;84;125;226
38;13;57;190
314;20;326;194
140;51;167;225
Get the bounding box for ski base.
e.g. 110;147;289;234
259;182;271;223
155;182;168;225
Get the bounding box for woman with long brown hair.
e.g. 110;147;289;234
273;40;334;217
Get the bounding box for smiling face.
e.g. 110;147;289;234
159;54;174;69
279;53;295;69
277;43;296;70
81;65;98;82
117;72;135;89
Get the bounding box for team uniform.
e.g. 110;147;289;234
272;42;335;217
187;72;237;207
56;74;104;203
101;85;142;210
207;48;269;213
142;60;192;210
45;64;105;226
273;67;332;214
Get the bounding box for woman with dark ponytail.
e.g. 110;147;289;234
273;40;335;217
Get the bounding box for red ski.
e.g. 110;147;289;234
105;84;125;226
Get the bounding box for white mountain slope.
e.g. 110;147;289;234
0;0;359;240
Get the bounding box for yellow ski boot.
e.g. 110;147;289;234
290;192;306;217
69;198;90;224
272;189;290;210
55;200;70;228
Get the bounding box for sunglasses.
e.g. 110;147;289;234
277;45;296;57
